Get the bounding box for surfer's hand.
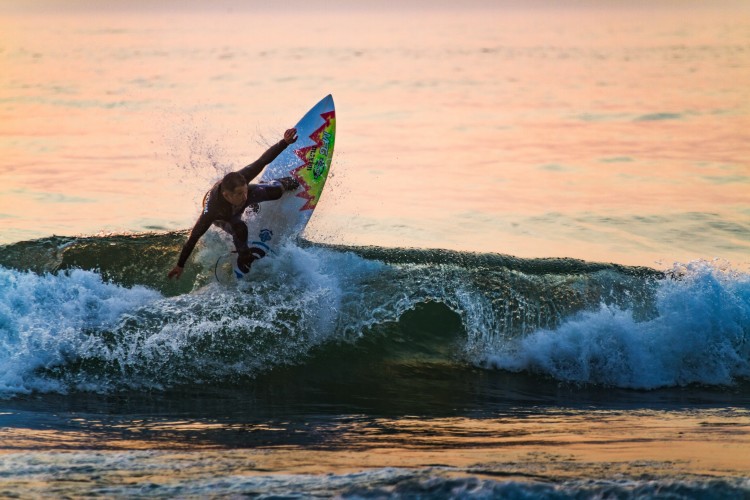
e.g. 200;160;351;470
283;128;298;145
167;265;184;280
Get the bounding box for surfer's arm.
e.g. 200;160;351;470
237;128;298;182
168;215;214;279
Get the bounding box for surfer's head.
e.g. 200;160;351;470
220;172;248;206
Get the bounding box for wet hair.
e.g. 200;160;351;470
220;172;246;193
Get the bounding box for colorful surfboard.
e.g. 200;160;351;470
221;95;336;280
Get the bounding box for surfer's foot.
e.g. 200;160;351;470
237;248;266;273
277;176;300;191
237;251;254;273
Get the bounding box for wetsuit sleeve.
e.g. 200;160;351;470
176;214;214;268
236;139;289;183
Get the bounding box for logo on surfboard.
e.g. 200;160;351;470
259;228;273;243
292;110;336;211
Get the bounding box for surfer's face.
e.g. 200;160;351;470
222;185;248;207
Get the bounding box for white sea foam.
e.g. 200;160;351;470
0;244;394;396
485;261;750;388
0;268;161;397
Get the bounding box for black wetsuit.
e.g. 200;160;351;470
176;139;289;268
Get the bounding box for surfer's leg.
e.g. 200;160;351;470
212;215;262;273
229;217;268;273
247;183;282;203
228;219;249;252
220;217;257;273
212;218;248;252
247;178;299;204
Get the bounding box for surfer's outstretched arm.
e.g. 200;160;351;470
237;128;298;182
168;215;213;280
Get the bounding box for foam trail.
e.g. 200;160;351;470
485;261;750;388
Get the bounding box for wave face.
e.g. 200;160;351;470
0;233;748;396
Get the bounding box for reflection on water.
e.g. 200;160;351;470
2;367;750;451
2;398;749;478
2;367;749;495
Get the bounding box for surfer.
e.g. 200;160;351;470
167;128;299;280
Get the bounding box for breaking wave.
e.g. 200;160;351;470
0;233;747;396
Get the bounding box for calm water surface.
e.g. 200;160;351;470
1;5;748;267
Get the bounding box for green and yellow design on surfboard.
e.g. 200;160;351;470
293;110;336;211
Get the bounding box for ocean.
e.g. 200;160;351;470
1;2;750;498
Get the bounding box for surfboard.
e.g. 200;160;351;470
216;94;336;281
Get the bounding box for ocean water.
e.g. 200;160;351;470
2;2;750;498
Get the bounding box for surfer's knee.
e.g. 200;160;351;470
263;182;284;200
249;182;284;202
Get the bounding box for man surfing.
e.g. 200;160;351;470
167;128;299;280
